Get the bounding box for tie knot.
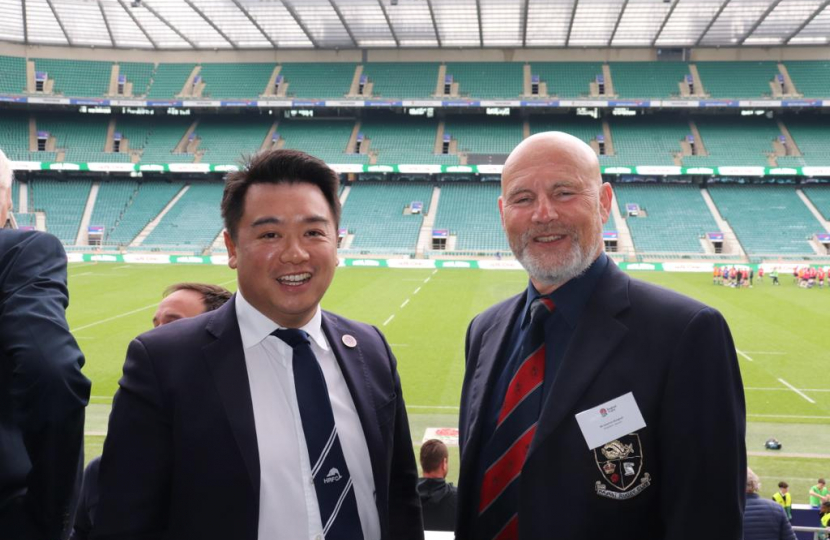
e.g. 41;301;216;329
272;328;311;349
529;296;555;326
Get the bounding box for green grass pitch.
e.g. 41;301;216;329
68;262;830;502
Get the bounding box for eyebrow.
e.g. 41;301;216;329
250;215;331;227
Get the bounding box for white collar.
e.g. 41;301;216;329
235;291;329;352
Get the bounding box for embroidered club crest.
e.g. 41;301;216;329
594;433;651;500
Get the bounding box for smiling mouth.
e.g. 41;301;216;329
534;234;566;243
277;272;312;286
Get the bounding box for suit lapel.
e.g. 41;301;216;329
529;262;631;457
320;312;385;483
202;298;260;494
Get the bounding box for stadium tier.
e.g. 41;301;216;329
37;113;130;164
695;61;780;99
340;182;433;254
531;63;603;98
784;61;830;99
0;56;26;95
360;116;457;165
362;63;438;99
146;63;196;99
0;110;36;162
34;58;111;98
28;178;92;244
445;115;524;156
607;116;689;166
105;182;184;246
195;116;272;164
683;116;782;168
708;185;821;256
90;181;139;244
615;184;719;254
278;119;366;165
117;62;155;97
802;185;830;221
132;116;196;164
777;117;830;168
143;183;223;251
199;63;274;99
610;62;691;99
445;63;524;99
279;63;357;99
431;183;509;253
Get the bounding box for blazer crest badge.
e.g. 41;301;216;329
594;433;651;500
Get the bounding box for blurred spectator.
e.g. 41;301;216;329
772;481;792;521
418;439;457;532
743;468;795;540
811;479;829;509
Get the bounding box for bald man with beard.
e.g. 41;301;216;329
456;132;746;540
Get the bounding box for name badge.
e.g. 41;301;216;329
575;392;646;450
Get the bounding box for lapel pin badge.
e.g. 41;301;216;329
342;334;357;348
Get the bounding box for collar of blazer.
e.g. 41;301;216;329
200;298;386;510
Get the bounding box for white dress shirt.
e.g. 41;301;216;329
235;292;381;540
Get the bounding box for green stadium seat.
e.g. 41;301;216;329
0;56;27;95
143;183;223;251
279;63;357;99
278;119;366;165
360;116;456;165
107;182;183;246
530;63;603;98
445;116;524;156
28;178;92;244
34;58;111;97
444;63;523;99
432;183;508;253
610;62;691;99
695;62;779;99
363;63;438;99
200;63;274;99
146;63;196;99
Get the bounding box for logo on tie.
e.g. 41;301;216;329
324;468;343;484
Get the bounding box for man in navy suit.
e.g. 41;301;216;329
92;149;423;540
456;132;746;540
0;148;91;538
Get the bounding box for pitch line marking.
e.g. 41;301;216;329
72;272;93;277
113;265;133;269
382;314;395;327
424;277;431;283
736;349;754;362
777;378;816;404
432;269;438;275
746;387;830;392
68;262;98;270
71;303;159;332
742;351;786;355
748;413;830;420
413;287;421;294
401;299;409;308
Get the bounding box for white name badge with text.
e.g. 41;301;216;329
575;392;647;450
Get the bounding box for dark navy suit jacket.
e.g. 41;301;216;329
457;259;746;540
91;297;423;540
0;229;90;539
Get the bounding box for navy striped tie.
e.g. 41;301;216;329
273;328;364;540
476;297;554;540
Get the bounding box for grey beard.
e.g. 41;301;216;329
511;228;598;289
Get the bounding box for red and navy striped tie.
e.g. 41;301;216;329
477;297;554;540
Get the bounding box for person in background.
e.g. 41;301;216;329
772;481;792;521
0;148;91;539
810;479;829;509
418;439;457;532
743;468;795;540
70;282;232;540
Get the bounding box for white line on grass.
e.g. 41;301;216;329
72;272;93;277
736;349;754;362
746;387;830;392
777;378;816;404
742;351;786;355
383;314;395;326
401;299;409;308
68;262;98;270
71;303;158;332
432;269;438;275
424;277;431;283
389;343;409;347
413;287;421;294
748;413;830;420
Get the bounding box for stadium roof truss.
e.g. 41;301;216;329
0;0;828;50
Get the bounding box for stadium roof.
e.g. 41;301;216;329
0;0;828;51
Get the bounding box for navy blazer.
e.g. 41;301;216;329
0;229;90;539
457;260;746;540
92;298;423;540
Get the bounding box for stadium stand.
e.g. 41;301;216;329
694;61;779;98
34;58;111;97
14;213;36;229
445;62;524;99
146;63;196;99
608;116;689;166
528;115;613;164
194;116;272;164
143;183;223;250
783;61;830;99
133;116;196;164
610;62;691;99
683;116;782;168
28;178;92;244
432;183;509;253
105;182;183;246
0;56;26;95
340;182;433;254
777;117;830;168
363;63;437;99
445;115;524;156
708;184;821;255
531;63;603;98
615;184;718;253
278;119;366;164
278;63;357;99
802;185;830;221
360;116;456;165
0;110;37;162
117;62;155;97
199;63;274;99
37;113;130;163
90;181;139;243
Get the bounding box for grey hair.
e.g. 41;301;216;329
0;149;13;189
746;468;761;494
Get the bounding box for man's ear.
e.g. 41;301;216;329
224;230;237;269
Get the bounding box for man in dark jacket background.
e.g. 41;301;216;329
744;468;796;540
418;439;457;532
